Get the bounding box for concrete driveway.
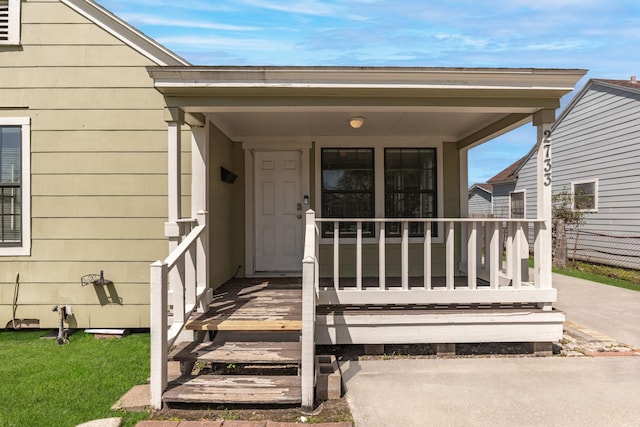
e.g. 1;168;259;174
342;274;640;426
553;273;640;348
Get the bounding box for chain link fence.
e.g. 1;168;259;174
564;229;640;284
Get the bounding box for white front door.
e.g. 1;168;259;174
254;150;303;272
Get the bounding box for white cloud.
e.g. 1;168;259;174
121;13;259;31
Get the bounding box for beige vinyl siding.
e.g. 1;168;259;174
209;125;238;288
0;0;190;328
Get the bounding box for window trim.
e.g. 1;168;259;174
509;190;526;219
571;179;598;212
314;137;444;244
0;0;21;45
0;117;30;256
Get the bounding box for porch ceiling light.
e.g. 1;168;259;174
348;116;366;129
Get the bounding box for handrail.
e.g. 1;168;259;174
165;224;205;269
150;213;208;410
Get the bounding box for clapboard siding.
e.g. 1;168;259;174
516;80;640;268
0;0;189;328
468;189;492;215
490;182;515;218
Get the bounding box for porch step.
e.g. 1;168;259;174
163;375;302;405
171;341;302;364
185;318;302;332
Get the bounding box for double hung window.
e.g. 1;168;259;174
320;146;438;239
385;148;437;237
0;118;30;255
321;148;374;237
572;180;597;211
0;126;21;245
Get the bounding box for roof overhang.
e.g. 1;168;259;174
148;66;586;146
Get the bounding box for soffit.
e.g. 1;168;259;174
149;66;586;142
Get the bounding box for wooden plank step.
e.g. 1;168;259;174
163;375;301;404
185;318;302;332
171;341;302;364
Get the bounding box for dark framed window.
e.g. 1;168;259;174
0;126;21;245
385;148;437;237
510;191;525;219
321;148;374;238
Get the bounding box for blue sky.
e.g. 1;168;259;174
96;0;640;184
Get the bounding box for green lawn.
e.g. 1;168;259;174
553;264;640;292
0;330;150;427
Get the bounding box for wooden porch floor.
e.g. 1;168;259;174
186;278;303;332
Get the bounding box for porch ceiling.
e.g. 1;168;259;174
149;66;587;146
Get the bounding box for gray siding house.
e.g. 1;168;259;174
487;155;529;219
468;183;493;216
512;77;640;269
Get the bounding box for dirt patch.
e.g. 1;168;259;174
155;398;353;424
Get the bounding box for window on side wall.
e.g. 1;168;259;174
572;180;597;211
0;118;30;255
0;0;21;45
321;148;375;238
385;148;437;237
509;191;525;219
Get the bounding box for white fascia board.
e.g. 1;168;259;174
61;0;189;66
148;67;587;90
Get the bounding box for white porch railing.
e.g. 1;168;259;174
150;211;210;410
307;211;555;308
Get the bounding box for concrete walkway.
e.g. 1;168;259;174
342;273;640;426
553;273;640;348
342;357;640;427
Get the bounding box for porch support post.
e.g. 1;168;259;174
164;107;185;303
165;108;184;224
459;148;469;271
191;123;210;310
534;110;555;306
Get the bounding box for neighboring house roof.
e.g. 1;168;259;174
554;76;640;128
487;155;528;184
469;183;492;195
61;0;189;66
593;77;640;93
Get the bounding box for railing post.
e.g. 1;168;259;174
150;260;168;410
467;221;477;289
489;222;500;288
446;221;455;289
333;221;339;289
184;221;196;312
424;221;432;290
196;210;210;311
402;221;409;290
301;209;316;410
379;221;386;289
511;221;522;288
356;221;362;290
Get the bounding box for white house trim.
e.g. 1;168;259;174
0;0;20;45
0;116;30;256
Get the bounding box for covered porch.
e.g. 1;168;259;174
146;66;586;409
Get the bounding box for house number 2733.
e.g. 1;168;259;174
543;131;551;187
